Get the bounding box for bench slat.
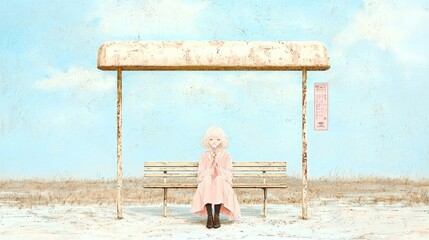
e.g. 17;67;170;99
144;173;287;177
233;183;288;188
144;162;286;167
145;167;286;172
145;167;198;171
233;162;286;167
145;162;198;167
233;167;286;171
144;173;197;177
235;173;287;177
143;183;288;188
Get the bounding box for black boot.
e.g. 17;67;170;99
205;204;213;229
213;204;221;228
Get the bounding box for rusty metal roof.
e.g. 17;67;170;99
97;41;330;71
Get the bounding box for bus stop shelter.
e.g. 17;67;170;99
97;40;330;219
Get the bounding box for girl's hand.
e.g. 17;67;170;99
210;153;217;167
210;154;219;176
211;165;220;177
211;162;218;172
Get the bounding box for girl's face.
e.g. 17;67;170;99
208;136;221;150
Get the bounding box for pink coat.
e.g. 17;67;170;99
191;150;241;220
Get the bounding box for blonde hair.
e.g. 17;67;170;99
202;126;230;150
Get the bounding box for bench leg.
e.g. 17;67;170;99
263;188;267;217
163;188;167;217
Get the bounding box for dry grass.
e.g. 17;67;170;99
0;177;428;208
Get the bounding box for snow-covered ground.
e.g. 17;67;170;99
1;202;428;239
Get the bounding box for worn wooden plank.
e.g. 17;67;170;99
144;162;199;167
143;183;197;188
233;162;287;167
237;173;287;177
236;183;288;188
143;183;288;188
144;167;198;171
144;162;286;167
144;173;287;177
145;166;286;172
233;167;287;171
144;173;198;177
97;41;330;71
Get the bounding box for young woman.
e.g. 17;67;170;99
191;126;240;228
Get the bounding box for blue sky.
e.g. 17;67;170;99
1;0;428;179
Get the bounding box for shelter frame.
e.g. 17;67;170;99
97;40;330;220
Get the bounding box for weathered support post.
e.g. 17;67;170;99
263;188;267;217
117;69;123;219
301;69;308;219
163;171;167;217
263;170;267;217
163;188;167;217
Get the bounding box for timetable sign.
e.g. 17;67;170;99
314;83;328;131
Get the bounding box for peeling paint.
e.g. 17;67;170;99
116;69;123;219
302;69;308;220
97;41;330;71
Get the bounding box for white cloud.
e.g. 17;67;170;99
34;66;115;93
90;0;208;37
30;67;116;137
334;0;429;64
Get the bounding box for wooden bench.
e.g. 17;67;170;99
143;162;288;217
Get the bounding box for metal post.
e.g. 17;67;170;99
263;188;267;217
301;69;308;219
163;172;167;217
117;69;123;219
163;188;167;217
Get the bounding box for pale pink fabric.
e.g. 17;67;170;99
191;150;241;220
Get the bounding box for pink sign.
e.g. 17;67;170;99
314;83;328;131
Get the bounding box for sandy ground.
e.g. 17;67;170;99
1;201;428;240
